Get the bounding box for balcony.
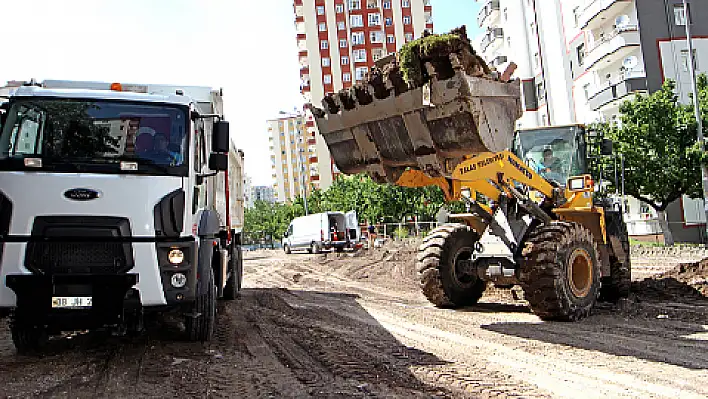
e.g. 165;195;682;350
584;27;640;71
477;0;500;28
588;73;647;111
578;0;632;31
490;55;507;68
480;27;503;53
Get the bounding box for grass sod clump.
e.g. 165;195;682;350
398;33;461;87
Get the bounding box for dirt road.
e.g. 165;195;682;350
0;243;706;398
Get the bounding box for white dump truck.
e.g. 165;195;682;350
0;79;245;353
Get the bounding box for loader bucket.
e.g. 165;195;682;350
310;57;523;184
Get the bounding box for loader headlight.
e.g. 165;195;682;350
569;177;585;191
168;249;185;265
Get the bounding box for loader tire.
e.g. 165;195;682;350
600;212;631;302
417;223;486;308
520;221;601;321
185;266;216;342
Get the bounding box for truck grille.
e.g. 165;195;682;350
27;241;129;274
25;216;135;275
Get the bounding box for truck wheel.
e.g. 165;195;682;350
310;242;320;254
520;221;601;321
417;223;486;308
185;266;216;341
224;245;243;300
10;313;48;355
284;244;291;254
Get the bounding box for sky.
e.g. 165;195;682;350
0;0;481;187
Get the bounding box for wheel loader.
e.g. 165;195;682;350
307;28;631;321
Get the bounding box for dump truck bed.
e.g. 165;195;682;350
311;57;523;184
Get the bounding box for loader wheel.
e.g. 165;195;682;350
599;212;631;302
417;223;486;308
9;312;48;355
185;266;216;341
520;221;601;321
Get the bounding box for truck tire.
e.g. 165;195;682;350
9;312;47;355
417;223;486;308
224;244;243;300
284;244;291;254
185;266;216;341
520;221;601;321
310;242;321;254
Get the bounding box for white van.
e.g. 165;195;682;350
282;211;360;254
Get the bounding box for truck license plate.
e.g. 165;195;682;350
52;297;92;309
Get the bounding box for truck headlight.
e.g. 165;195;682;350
171;273;187;288
168;249;185;265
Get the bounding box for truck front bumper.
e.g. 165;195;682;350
5;274;138;329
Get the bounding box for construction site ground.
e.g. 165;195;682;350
1;241;707;399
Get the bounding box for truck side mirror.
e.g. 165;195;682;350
209;153;228;171
212;120;230;153
601;138;613;156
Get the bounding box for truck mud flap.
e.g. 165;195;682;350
6;274;138;328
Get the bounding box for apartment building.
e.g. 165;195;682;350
267;112;318;202
252;186;277;205
293;0;433;189
474;0;708;242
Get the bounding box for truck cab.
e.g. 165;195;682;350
0;79;244;353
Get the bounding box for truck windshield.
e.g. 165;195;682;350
0;99;189;175
512;126;586;186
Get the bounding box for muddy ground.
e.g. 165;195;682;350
0;241;707;398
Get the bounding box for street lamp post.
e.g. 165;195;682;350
683;0;708;244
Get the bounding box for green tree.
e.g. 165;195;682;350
595;77;707;246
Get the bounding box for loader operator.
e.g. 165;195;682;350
538;148;562;175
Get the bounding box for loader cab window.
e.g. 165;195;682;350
513;126;587;186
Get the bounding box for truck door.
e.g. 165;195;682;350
345;211;359;243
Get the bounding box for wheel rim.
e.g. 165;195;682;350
452;246;476;286
568;248;593;298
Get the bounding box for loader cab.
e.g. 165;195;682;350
512;124;589;187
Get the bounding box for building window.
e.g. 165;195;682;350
370;31;384;43
537;82;545;100
352;31;365;45
336;3;344;13
322;57;331;67
368;13;381;26
384;17;392;26
583;83;591;101
387;34;395;44
402;0;410;8
341;56;350;65
349;0;361;10
372;48;385;61
383;1;391;9
339;39;348;48
338;21;346;30
576;43;585;66
353;49;367;62
403;16;411;25
355;66;368;81
317;5;325;15
682;49;698;72
507;37;511;47
324;74;332;84
350;14;364;27
534;52;539;68
503;7;508;21
674;4;687;26
405;33;413;42
367;0;379;8
320;40;329;49
319;22;327;32
343;72;351;82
